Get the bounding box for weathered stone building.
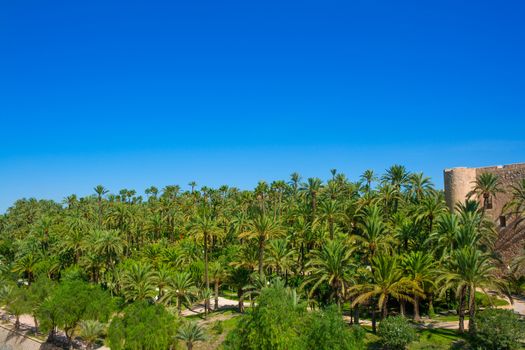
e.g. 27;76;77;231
444;163;525;267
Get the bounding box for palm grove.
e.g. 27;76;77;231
1;165;524;348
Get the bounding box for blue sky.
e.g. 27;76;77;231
1;0;524;212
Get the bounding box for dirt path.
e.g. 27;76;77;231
181;297;250;316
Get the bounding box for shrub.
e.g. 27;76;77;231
378;316;417;349
304;306;366;350
474;309;525;350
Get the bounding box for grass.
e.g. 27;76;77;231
364;326;468;350
432;315;469;322
475;291;509;307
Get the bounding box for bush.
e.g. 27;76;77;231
474;309;525;350
378;316;417;349
304;306;366;350
224;284;366;350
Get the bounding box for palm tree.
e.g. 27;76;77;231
350;254;421;319
440;247;505;335
300;177;323;221
162;271;197;315
176;321;206;350
209;261;227;310
227;266;251;313
467;173;504;210
318;199;344;239
360;169;377;193
189;213;221;316
79;320;105;350
407;173;434;202
414;192;447;233
265;238;295;280
93;185;109;227
92;229;125;274
382;165;410;190
240;214;283;276
401;251;436;321
120;262;158;301
355;205;393;263
382;165;409;212
303;239;356;308
506;178;525;225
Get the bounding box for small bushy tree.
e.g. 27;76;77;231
108;301;178;350
378;316;417;349
475;309;525;350
304;306;366;350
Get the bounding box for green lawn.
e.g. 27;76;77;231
364;327;468;350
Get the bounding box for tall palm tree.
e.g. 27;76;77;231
239;215;282;276
360;169;377;194
467;173;504;210
93;185;109;228
176;321;206;350
350;254;420;319
189;213;221;316
300;177;323;221
401;251;436;321
303;239;355;307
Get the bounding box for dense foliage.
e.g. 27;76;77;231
474;309;525;350
0;166;524;348
223;282;365;350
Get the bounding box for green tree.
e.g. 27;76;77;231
108;301;178;350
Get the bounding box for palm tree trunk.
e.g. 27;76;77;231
204;231;209;318
214;281;219;310
458;286;466;333
381;296;389;319
413;296;420;322
187;341;193;350
371;307;377;333
400;299;406;317
33;316;39;334
468;286;477;335
238;288;245;313
353;305;360;325
258;236;265;277
329;219;334;240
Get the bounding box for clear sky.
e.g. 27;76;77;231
1;0;524;212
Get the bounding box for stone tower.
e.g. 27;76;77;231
443;167;477;211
